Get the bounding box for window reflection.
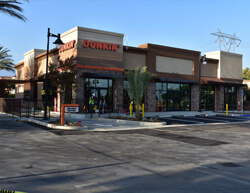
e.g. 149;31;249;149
156;82;190;111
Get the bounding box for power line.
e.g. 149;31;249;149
211;29;241;53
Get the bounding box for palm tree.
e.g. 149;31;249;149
125;66;154;119
0;0;29;22
0;45;14;72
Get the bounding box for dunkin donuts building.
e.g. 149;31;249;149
14;26;243;112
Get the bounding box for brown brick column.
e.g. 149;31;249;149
113;78;123;112
215;85;224;111
145;82;156;112
237;86;243;110
191;84;199;111
74;70;85;113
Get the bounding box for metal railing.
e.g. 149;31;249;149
0;98;21;117
0;98;52;119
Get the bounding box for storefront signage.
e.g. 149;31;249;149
59;40;75;53
82;40;120;51
65;106;79;113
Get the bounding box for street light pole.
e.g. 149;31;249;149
198;54;207;112
43;28;64;120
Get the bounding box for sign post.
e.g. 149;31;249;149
61;104;79;125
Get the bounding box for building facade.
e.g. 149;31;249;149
14;26;244;112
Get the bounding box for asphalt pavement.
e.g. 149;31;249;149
1;114;250;192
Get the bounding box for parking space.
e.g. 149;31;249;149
158;115;250;125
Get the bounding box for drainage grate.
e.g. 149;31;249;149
217;162;243;167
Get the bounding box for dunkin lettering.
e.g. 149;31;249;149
59;40;75;53
82;40;120;51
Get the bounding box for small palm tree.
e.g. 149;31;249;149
0;45;14;72
125;66;154;119
0;0;29;22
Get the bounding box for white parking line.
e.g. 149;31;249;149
192;116;230;122
163;117;203;124
198;167;250;186
211;116;249;121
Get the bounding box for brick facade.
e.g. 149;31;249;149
215;85;224;111
113;79;123;112
73;68;124;113
146;82;156;112
191;84;199;111
73;69;85;112
237;86;243;110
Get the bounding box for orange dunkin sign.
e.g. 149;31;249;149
59;40;75;53
82;40;120;51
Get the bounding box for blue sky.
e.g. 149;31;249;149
1;0;250;76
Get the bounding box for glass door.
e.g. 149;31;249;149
168;91;180;111
99;89;108;113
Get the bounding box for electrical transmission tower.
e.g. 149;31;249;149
211;29;241;52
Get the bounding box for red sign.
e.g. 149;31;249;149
59;40;75;53
82;40;120;51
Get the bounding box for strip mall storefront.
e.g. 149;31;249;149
14;26;243;112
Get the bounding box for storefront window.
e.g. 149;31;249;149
168;83;180;91
156;82;167;111
180;84;190;111
225;86;237;110
88;78;108;88
201;85;215;111
156;82;190;111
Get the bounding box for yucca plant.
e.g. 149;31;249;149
125;66;154;119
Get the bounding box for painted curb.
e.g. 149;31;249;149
99;118;166;126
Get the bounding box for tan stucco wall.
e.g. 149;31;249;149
37;54;58;76
221;52;242;79
201;62;217;77
16;67;24;80
156;56;193;75
15;84;24;98
205;51;242;79
23;49;45;79
37;82;43;101
123;53;146;70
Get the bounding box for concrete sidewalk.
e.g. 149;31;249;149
2;110;249;131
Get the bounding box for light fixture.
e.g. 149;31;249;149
53;34;64;49
44;28;64;120
202;54;208;65
198;54;208;112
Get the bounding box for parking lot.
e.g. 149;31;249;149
1;114;250;192
158;115;250;125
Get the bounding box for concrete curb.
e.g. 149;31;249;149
99;118;166;126
18;117;89;130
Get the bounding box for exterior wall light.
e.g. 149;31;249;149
198;54;208;112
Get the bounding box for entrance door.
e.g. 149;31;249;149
168;91;180;111
89;88;109;112
225;93;237;110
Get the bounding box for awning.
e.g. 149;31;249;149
0;79;28;84
81;72;125;79
158;78;199;84
201;77;244;86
